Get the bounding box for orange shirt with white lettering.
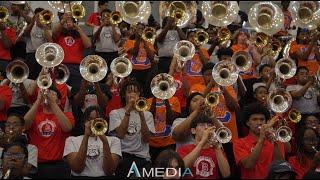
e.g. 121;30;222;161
55;35;84;64
0;27;16;61
184;47;209;86
124;39;155;70
147;97;180;147
233;133;285;179
231;44;257;80
0;85;12;121
189;83;239;141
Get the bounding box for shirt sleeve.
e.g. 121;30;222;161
144;111;155;133
63;136;77;157
5;28;17;44
64;112;76;127
286;85;298;92
28;145;38;169
233;139;250;165
109;136;122;157
177;145;191;158
109;109;122;132
86;13;95;24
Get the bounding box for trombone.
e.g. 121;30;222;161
135;97;148;112
267;88;292;113
91;118;108;136
0;6;9;23
231;51;252;72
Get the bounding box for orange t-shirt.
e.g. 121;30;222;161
0;27;16;61
55;35;84;64
184;48;209;86
231;44;257;80
86;12;100;26
233;134;285;179
189;83;239;141
147;97;180;147
124;39;155;70
0;85;12;121
29;111;75;163
290;42;319;75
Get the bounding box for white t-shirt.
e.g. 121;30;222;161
171;117;194;149
25;24;52;53
94;26;120;53
8;79;35;107
63;135;121;177
156;29;180;57
109;108;155;159
286;85;320;114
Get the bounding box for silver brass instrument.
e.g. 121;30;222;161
201;1;239;27
275;58;297;80
115;1;151;25
35;43;64;68
37;74;52;90
135;97;148;112
276;126;292;143
159;1;197;28
142;27;156;44
91;118;108;136
39;10;54;25
289;1;320;30
288;108;302;123
212;60;239;87
110;56;132;85
54;64;70;84
194;29;209;46
71;4;85;20
150;73;176;100
248;2;284;35
173;40;195;68
231;50;252;72
0;6;9;23
268;88;292;113
80;55;108;83
210;127;232;144
205;92;220;107
6;60;29;84
48;1;82;13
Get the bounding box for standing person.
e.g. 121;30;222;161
64;106;122;178
109;79;155;178
93;9;121;68
23;87;75;179
233;103;288;179
0;16;16;74
85;1;109;28
53;12;92;87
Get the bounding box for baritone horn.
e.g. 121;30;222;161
173;40;195;68
91;118;108;136
0;6;9;23
194;29;209;46
150;73;176;100
80;55;108;82
54;64;70;84
276;126;292;143
268;88;292;113
35;43;64;68
205;92;220;107
115;1;151;25
142;27;156;44
39;10;54;25
110;56;132;85
71;4;85;20
288;1;320;30
288;109;302;123
6;60;29;84
231;51;252;72
135;97;148;112
212;60;239;87
275;58;297;80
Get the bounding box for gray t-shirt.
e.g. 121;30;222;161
63;135;121;177
25;24;52;53
109;108;155;159
94;26;120;53
286;85;320;114
171;117;194;149
156;29;180;57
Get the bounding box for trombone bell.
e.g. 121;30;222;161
91;118;108;136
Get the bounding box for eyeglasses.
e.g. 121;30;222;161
3;152;25;160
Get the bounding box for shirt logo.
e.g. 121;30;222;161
127;120;139;136
64;36;75;46
32;31;43;39
87;143;100;160
194;156;215;178
174;79;182;90
38;119;56;137
103;31;112;39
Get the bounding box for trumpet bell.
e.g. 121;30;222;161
6;60;29;84
115;1;151;25
268;88;292;113
35;43;64;68
212;60;239;87
275;58;297;79
205;92;220;107
215;127;232;144
150;73;176;100
110;11;123;24
110;57;132;78
173;40;195;62
136;97;148;112
194;30;209;46
71;4;85;19
39;10;54;25
288;109;302;123
276;126;292;143
0;6;9;23
80;55;108;83
248;2;284;35
231;51;252;72
142;27;156;44
201;1;239;27
91;118;108;136
289;1;320;30
54;64;70;84
37;74;52;90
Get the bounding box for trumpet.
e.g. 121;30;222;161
231;51;252;72
275;58;297;80
0;6;9;23
39;10;54;25
288;109;301;123
142;27;156;44
205;92;220;107
6;60;29;84
54;64;70;84
194;29;209;46
110;11;122;25
212;60;239;86
80;55;108;83
210;127;232;144
150;73;176;100
35;43;64;68
135;97;148;112
268;88;292;113
71;4;85;20
37;74;52;90
173;40;195;68
91;118;108;136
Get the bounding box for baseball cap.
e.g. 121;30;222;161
268;160;296;174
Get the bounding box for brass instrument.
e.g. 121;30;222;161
275;58;297;80
194;29;209;46
212;60;239;86
110;11;122;25
289;1;320;30
268;88;292;113
205;92;220;107
269;38;283;59
217;27;232;48
110;56;132;85
173;40;195;68
115;1;151;25
39;10;54;25
71;4;85;20
150;73;176;100
37;74;52;90
142;27;156;44
209;127;232;144
231;51;252;72
254;32;269;49
79;55;108;83
288;109;302;123
135;97;148;112
48;1;82;13
0;6;9;23
35;43;64;68
201;1;239;27
248;2;284;35
91;118;108;136
54;64;70;84
276;126;292;143
6;60;29;84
